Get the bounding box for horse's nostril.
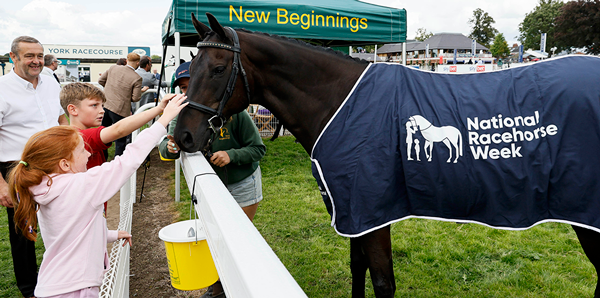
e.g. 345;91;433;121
181;131;195;148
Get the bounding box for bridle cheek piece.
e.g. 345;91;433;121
184;27;251;136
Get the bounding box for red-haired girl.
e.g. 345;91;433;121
8;94;187;298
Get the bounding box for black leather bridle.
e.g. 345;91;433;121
185;27;251;134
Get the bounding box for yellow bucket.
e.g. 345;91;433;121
158;219;219;291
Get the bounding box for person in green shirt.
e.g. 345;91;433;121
159;62;266;298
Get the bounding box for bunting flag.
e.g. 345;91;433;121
311;56;600;237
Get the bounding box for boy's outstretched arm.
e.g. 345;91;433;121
99;94;177;144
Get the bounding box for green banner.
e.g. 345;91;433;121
163;0;406;46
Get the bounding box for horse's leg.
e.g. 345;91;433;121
442;139;452;163
428;142;433;161
453;139;460;163
451;134;460;163
424;141;431;161
352;226;395;298
351;237;368;298
572;225;600;298
269;123;283;141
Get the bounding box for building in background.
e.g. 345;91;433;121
43;44;153;83
374;33;491;66
0;44;161;84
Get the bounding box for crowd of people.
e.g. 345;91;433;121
0;35;263;298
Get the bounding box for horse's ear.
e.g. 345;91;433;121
191;12;210;38
206;12;230;43
190;51;196;60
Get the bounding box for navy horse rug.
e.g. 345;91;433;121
311;55;600;237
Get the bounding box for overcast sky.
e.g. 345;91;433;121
0;0;547;56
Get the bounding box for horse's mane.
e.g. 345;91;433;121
235;28;369;65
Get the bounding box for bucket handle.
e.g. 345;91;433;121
189;172;217;244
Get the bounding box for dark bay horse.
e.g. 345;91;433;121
174;13;600;298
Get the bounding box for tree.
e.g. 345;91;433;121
151;54;162;60
518;0;564;55
415;28;433;41
490;33;511;59
555;0;600;55
468;8;498;48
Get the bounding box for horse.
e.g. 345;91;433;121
174;13;600;298
408;115;462;163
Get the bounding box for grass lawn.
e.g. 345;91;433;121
0;207;45;297
173;136;597;297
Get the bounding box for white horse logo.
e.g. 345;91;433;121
406;115;463;163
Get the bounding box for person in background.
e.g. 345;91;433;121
98;52;148;157
158;62;266;298
116;57;127;66
169;59;187;93
8;94;187;298
0;35;68;298
136;56;166;108
42;54;60;84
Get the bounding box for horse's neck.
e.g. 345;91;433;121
241;33;367;153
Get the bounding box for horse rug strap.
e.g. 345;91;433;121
311;56;600;237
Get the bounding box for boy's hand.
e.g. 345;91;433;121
158;94;188;127
158;94;176;110
118;230;133;247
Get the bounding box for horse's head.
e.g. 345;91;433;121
174;12;251;153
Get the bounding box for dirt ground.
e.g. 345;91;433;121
106;148;207;298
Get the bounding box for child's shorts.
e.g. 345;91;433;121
226;166;263;208
41;286;99;298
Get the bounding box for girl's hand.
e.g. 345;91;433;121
158;94;188;127
158;94;176;110
210;151;231;167
118;230;133;247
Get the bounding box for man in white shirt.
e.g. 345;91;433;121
0;35;67;298
42;54;60;84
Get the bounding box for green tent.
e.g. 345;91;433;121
162;0;406;47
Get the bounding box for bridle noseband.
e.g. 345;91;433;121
184;27;252;134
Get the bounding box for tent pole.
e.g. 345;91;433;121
175;32;181;70
374;44;378;63
173;31;182;204
402;42;406;66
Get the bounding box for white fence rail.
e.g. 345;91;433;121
180;152;307;297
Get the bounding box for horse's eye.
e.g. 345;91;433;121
214;66;226;75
